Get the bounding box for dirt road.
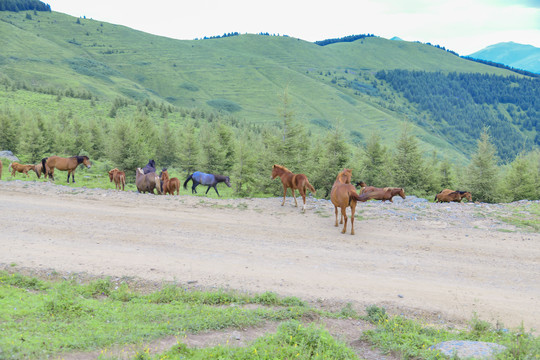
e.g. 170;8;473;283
1;180;539;332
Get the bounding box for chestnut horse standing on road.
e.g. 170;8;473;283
271;164;316;212
108;168;126;191
330;169;369;235
160;169;180;195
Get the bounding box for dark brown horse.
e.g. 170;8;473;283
363;187;406;203
9;162;35;178
108;168;126;191
330;169;369;235
135;168;161;194
41;156;91;183
160;169;180;195
435;189;472;203
271;164;316;212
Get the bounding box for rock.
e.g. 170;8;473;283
0;150;20;162
431;340;506;359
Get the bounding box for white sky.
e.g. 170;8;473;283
47;0;540;55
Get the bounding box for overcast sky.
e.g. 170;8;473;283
47;0;540;55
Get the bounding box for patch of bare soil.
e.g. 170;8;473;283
1;180;539;359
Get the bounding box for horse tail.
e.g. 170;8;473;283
183;173;193;190
41;158;48;178
350;191;369;204
155;174;162;194
8;162;12;172
306;179;316;194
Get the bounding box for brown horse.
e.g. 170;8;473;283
271;164;316;212
435;189;472;203
108;168;126;191
9;162;35;178
42;156;91;183
363;187;406;203
32;163;45;178
330;169;369;235
135;168;161;194
159;169;180;195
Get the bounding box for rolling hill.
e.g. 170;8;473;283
1;9;538;163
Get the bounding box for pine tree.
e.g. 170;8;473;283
277;87;308;172
314;123;350;197
392;123;427;193
232;132;259;196
0;109;19;153
466;128;500;203
107;118;147;173
360;132;388;187
156;121;180;168
503;152;538;201
178;122;201;174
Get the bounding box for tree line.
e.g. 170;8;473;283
0;0;50;12
375;70;540;161
1;92;539;203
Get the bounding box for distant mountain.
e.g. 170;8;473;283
468;42;540;74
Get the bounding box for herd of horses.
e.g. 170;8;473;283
1;156;473;235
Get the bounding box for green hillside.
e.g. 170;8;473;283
0;9;538;163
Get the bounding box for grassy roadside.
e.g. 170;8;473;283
1;271;538;359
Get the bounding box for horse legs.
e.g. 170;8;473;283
291;189;298;207
341;206;348;234
281;186;287;206
192;181;199;194
213;185;221;197
299;188;306;212
334;205;339;227
350;201;356;235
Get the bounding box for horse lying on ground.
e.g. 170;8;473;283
271;164;316;212
142;159;156;174
331;169;370;235
135;168;161;194
183;171;231;197
363;187;406;203
108;168;126;191
435;189;472;203
41;156;91;183
160;169;180;195
9;162;35;178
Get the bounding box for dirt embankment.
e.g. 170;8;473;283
1;180;539;333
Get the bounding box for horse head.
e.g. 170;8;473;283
224;176;231;187
336;169;352;184
81;156;91;169
108;168;118;182
398;188;406;199
464;192;472;201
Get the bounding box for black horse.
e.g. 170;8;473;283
142;159;156;174
183;171;231;197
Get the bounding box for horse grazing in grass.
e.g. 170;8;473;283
435;189;472;203
271;164;316;212
41;156;91;183
183;171;231;197
108;168;126;191
363;187;406;203
9;162;35;178
160;168;180;195
330;169;370;235
135;168;161;194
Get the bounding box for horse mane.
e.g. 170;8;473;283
273;164;292;173
73;155;88;164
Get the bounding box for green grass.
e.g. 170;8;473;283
362;306;540;360
0;271;311;359
495;202;540;232
1;272;538;359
